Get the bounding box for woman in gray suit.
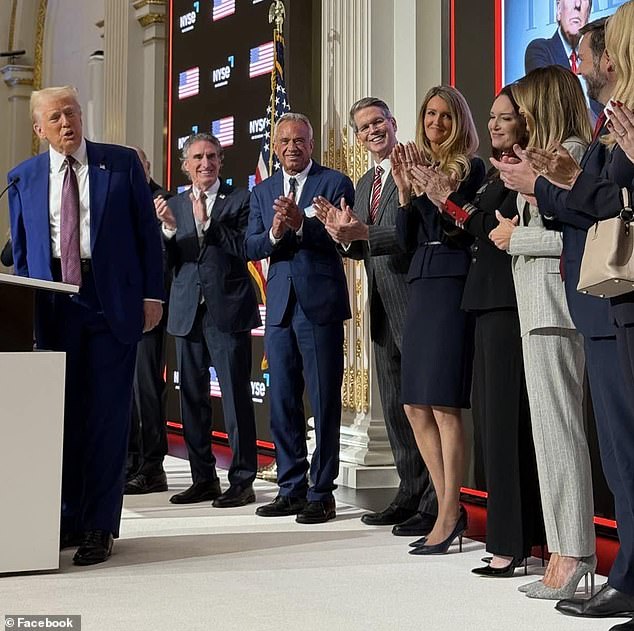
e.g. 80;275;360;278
490;65;596;599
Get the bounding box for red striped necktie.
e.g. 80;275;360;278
369;165;384;223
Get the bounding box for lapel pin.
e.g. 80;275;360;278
99;163;106;170
219;194;226;200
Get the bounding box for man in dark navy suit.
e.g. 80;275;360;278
495;19;634;621
525;0;591;73
245;113;354;524
155;132;260;508
8;85;164;565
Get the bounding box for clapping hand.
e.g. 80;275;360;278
490;144;539;195
425;168;457;209
272;192;303;238
155;195;176;230
524;142;582;190
606;100;634;165
313;196;368;243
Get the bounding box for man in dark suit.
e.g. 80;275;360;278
525;0;591;73
124;146;171;495
8;85;164;565
495;19;634;620
245;113;354;524
155;132;260;508
313;97;437;537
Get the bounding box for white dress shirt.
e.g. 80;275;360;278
49;138;91;258
162;178;221;240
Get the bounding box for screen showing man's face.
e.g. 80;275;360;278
557;0;592;46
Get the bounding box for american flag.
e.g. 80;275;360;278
178;67;199;100
255;31;290;184
209;367;222;398
249;41;275;79
211;116;234;147
212;0;235;21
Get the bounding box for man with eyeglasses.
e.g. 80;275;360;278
313;97;437;537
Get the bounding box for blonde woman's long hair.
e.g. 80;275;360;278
511;65;592;150
604;1;634;146
415;85;479;184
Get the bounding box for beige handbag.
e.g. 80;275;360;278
578;187;634;298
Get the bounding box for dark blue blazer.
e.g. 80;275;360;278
565;145;634;326
166;180;261;336
8;140;164;344
525;30;569;73
396;158;486;282
245;161;354;326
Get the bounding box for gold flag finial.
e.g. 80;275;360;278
269;0;285;32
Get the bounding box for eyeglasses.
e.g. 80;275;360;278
356;117;391;136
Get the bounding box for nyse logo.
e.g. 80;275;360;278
251;373;270;404
249;117;267;140
177;125;200;151
179;1;200;33
211;55;234;88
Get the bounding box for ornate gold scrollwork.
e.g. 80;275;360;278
322;126;370;413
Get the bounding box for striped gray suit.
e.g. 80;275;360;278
346;165;436;512
508;138;594;556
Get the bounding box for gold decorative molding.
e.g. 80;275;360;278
322;126;370;413
132;0;167;9
138;13;165;28
8;0;18;51
31;0;48;155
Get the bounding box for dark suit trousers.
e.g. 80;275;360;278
128;319;168;476
371;290;436;513
587;330;634;594
175;304;257;487
472;309;544;558
266;289;344;502
37;270;136;537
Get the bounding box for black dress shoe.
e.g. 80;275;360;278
392;512;437;536
60;532;84;550
361;504;417;526
169;479;221;504
212;484;256;508
556;583;634;618
296;499;336;524
72;530;113;566
256;495;307;517
125;470;168;495
611;619;634;630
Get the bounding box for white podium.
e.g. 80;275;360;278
0;272;77;573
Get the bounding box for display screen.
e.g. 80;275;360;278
167;0;275;191
165;0;280;442
502;0;626;86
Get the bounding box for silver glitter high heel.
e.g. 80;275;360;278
525;555;596;600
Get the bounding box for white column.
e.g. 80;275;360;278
103;0;129;144
86;52;105;141
132;0;167;183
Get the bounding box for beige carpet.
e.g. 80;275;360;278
0;457;620;631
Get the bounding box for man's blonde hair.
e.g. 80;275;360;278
30;85;80;122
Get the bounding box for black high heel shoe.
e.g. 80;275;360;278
409;506;468;556
409;505;467;548
471;556;527;577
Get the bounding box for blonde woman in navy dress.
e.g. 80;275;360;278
393;86;485;555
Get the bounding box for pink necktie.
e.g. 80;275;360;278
369;165;384;224
193;191;208;223
60;156;82;286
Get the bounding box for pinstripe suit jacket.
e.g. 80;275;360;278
345;167;411;346
508;137;586;336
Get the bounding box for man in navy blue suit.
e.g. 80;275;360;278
155;132;260;508
525;0;592;73
8;85;164;565
246;113;354;524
